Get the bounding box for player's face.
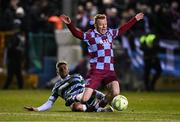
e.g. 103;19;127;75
58;64;69;78
95;18;107;34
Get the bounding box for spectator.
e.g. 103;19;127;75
140;33;162;91
2;0;25;31
3;32;24;89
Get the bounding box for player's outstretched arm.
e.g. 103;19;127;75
24;106;39;111
60;14;83;40
24;95;57;112
60;14;71;24
119;12;144;35
135;12;144;21
24;100;53;112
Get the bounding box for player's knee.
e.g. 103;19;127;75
81;88;93;103
81;96;89;103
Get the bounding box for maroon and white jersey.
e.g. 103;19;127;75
66;17;137;71
83;29;119;71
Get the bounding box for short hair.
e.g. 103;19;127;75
56;60;67;69
94;14;106;24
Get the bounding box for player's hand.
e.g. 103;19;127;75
24;106;38;112
135;12;144;21
60;14;71;24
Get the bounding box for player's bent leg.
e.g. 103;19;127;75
106;80;120;102
81;87;94;103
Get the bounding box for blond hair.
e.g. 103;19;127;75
94;14;107;24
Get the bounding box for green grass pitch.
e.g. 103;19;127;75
0;90;180;121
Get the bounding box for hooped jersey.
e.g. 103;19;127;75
51;74;84;105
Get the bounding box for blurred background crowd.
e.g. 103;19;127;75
0;0;180;38
0;0;180;91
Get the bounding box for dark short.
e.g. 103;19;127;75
85;69;118;89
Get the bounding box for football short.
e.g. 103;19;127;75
85;69;118;89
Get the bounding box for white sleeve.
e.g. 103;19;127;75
37;95;58;111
